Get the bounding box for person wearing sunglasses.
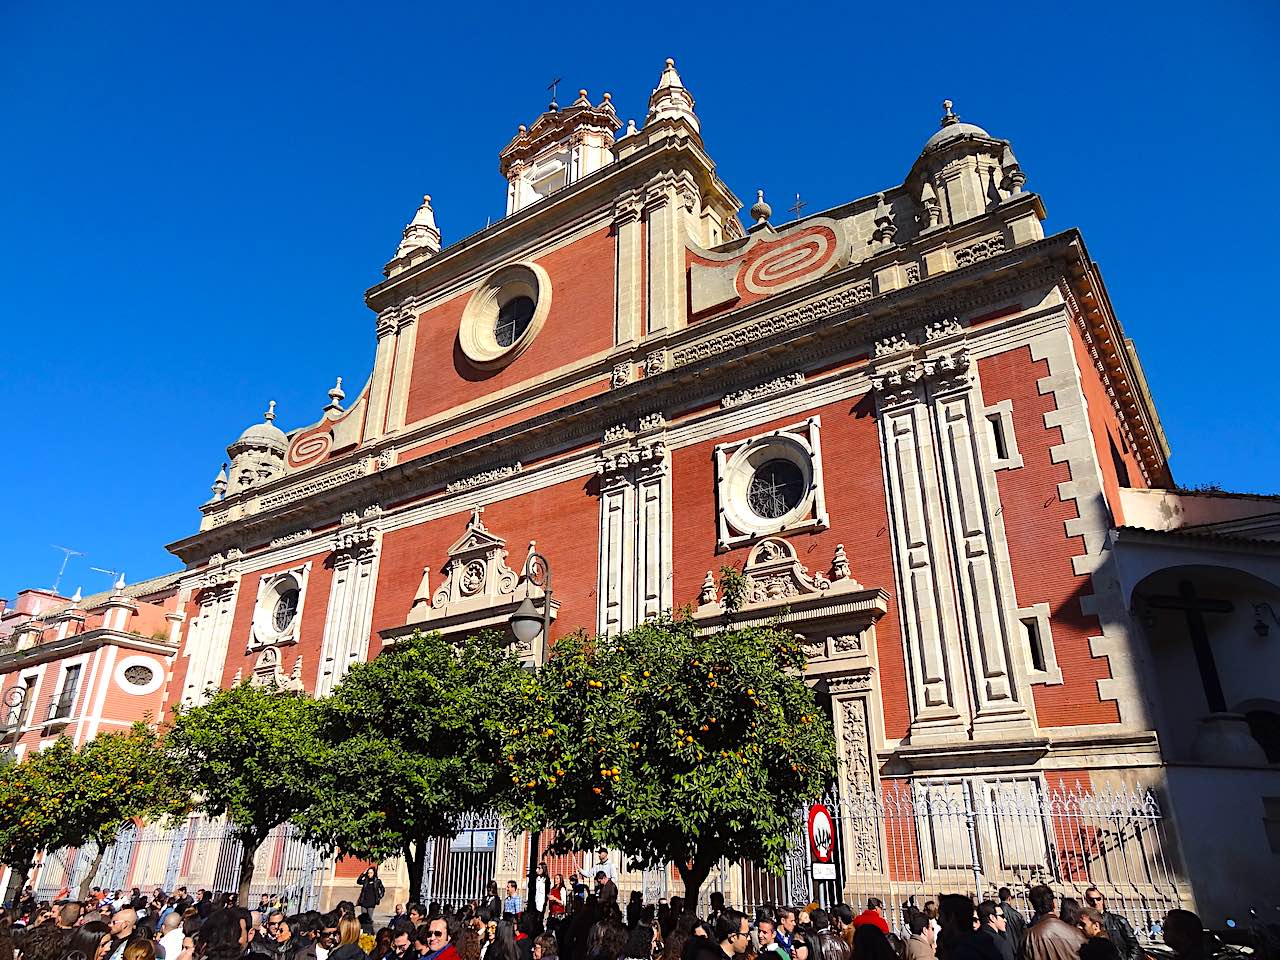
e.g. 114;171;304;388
716;911;752;959
1082;889;1139;960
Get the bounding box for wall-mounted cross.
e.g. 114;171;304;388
1146;580;1234;714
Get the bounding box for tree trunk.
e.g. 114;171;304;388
236;835;262;904
676;855;713;911
404;840;426;905
3;859;33;907
76;845;107;901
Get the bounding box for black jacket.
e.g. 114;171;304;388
1101;914;1139;960
332;944;371;960
358;875;386;910
1000;903;1027;954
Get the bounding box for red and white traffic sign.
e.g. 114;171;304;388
807;803;835;863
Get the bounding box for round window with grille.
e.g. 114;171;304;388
273;589;300;632
123;664;155;687
459;262;552;370
746;459;806;519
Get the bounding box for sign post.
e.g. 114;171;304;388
807;803;838;886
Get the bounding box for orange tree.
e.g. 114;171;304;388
498;614;837;904
0;723;185;903
293;630;529;904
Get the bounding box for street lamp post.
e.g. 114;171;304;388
2;684;30;761
509;548;552;919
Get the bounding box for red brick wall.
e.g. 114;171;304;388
668;394;913;739
979;347;1119;727
372;476;601;646
219;552;335;692
1069;324;1149;526
404;228;616;427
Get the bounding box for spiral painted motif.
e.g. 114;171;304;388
288;429;333;468
737;226;837;296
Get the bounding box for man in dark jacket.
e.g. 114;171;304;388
976;903;1014;960
811;910;850;960
1021;886;1084;960
996;890;1026;954
1083;889;1138;960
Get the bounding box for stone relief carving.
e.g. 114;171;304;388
611;362;632;388
410;507;520;621
954;234;1007;268
445;462;523;493
838;696;881;871
643;350;667;376
721;372;806;408
925;316;963;341
269;529;312;548
874;333;913;358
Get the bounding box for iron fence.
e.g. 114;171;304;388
33;818;323;911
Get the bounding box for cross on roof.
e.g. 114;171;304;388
469;504;486;530
789;193;807;220
547;77;563;108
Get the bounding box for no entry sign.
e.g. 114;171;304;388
807;803;835;863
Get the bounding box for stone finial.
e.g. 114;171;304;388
113;573;126;592
211;462;228;500
832;544;851;581
264;400;277;423
749;189;772;227
70;586;82;604
1002;143;1026;195
625;118;637;136
920;181;943;229
394;194;442;262
873;193;897;245
941;99;959;127
699;570;718;606
645;57;700;134
573;88;591;107
325;376;345;413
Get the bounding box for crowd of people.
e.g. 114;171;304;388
0;870;1236;960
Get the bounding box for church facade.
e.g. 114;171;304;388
4;60;1279;926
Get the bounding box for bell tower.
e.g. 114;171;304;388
499;88;620;214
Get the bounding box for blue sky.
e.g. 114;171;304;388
1;1;1276;600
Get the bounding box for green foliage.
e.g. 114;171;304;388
293;631;530;900
0;723;186;894
166;683;323;851
499;615;837;899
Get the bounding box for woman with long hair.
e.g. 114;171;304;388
369;929;394;960
329;918;369;960
60;920;112;960
620;924;655;960
482;885;502;925
546;876;566;928
532;935;558;960
486;924;519;960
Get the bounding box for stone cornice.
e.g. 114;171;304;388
168;226;1111;567
0;630;179;672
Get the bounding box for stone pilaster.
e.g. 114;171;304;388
596;416;672;634
181;567;241;705
316;521;382;697
644;173;696;335
362;307;401;441
614;190;644;347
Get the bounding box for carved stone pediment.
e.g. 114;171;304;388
384;508;557;663
693;536;889;676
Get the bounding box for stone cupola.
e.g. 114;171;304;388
225;401;288;496
499;88;620;215
908;99;1029;230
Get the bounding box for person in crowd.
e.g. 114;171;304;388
407;910;429;932
57;904;83;932
356;871;385;932
756;919;785;960
487;925;519;960
787;932;813;960
1020;888;1083;960
124;941;157;960
388;929;416;960
852;901;889;937
532;935;558;960
852;925;897;960
18;921;67;960
1080;892;1136;960
586;853;615;886
369;930;395;960
456;925;483;960
1161;910;1224;960
828;908;852;950
716;912;750;960
810;910;847;960
625;895;643;933
974;902;1013;960
481;891;502;929
108;909;142;960
904;913;935;960
158;913;185;960
501;887;522;924
994;893;1023;955
774;911;796;956
1075;909;1119;960
194;896;213;923
547;878;567;929
1055;903;1080;931
63;920;115;960
196;909;248;960
532;866;549;921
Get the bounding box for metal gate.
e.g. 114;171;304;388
420;811;502;909
33;818;324;910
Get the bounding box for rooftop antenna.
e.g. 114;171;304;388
90;566;125;591
51;545;84;594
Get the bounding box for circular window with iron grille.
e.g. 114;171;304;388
124;664;155;687
459;262;552;370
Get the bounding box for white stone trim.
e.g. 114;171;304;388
249;562;312;652
316;536;381;697
181;578;241;705
458;262;553;370
1014;602;1063;685
1028;324;1149;729
713;416;828;551
982;399;1024;471
114;654;165;696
